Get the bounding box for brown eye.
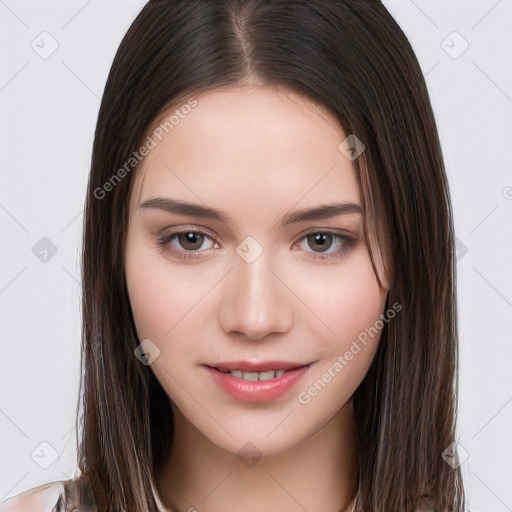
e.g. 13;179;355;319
156;230;216;260
306;233;333;253
177;232;205;251
296;231;355;261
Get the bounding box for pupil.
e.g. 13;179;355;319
308;233;332;252
179;232;203;250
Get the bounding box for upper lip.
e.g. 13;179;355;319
206;360;311;372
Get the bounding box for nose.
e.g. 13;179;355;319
218;252;294;341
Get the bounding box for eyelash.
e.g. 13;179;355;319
156;229;355;262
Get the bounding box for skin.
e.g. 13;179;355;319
124;85;391;512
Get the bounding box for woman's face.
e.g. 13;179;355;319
124;85;390;456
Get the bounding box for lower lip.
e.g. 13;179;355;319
203;365;312;403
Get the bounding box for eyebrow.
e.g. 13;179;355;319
140;197;362;226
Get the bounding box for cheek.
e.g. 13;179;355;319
125;241;219;351
292;246;388;347
125;255;169;339
294;256;388;408
125;240;183;340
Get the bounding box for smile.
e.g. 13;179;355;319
203;362;314;402
215;368;288;381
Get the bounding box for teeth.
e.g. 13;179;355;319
225;369;289;381
258;370;275;381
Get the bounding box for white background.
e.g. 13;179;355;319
0;1;511;510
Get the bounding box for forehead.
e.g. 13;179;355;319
131;86;360;217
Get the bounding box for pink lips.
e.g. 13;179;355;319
202;360;313;403
211;360;308;372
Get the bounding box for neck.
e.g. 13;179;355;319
157;401;358;512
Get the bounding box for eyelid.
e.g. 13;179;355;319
295;227;356;241
156;224;216;238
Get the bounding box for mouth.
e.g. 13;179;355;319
205;361;313;382
202;361;315;403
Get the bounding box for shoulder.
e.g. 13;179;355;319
0;480;66;512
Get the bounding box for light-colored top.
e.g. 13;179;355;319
0;477;97;512
0;478;356;512
0;475;172;512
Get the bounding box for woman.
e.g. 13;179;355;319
0;0;465;511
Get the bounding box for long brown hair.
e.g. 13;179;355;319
77;1;465;510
